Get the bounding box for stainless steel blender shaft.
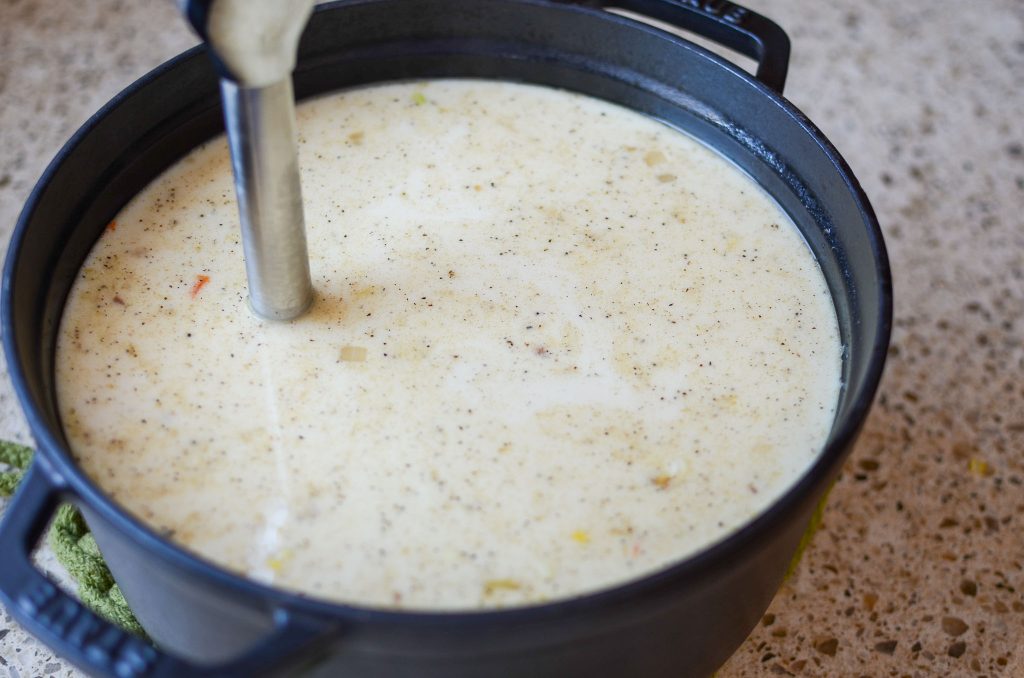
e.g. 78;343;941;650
178;0;317;321
221;77;313;320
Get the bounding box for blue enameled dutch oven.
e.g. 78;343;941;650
0;0;891;676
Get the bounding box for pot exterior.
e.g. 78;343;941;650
1;1;890;676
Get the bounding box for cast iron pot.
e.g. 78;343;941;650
0;0;892;676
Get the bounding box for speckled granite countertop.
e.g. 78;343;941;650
1;0;1022;676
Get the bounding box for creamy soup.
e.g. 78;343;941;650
56;80;841;609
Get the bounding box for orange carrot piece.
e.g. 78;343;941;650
190;274;210;299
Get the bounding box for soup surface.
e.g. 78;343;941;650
56;80;841;609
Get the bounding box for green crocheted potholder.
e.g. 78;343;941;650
0;440;145;637
0;440;30;496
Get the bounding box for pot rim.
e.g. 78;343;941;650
3;0;892;629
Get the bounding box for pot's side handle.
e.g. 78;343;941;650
0;464;340;678
566;0;791;93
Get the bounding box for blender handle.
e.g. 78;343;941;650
0;463;338;677
566;0;791;94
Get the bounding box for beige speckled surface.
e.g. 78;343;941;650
1;1;1022;676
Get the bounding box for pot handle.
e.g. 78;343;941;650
0;463;339;677
574;0;791;93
